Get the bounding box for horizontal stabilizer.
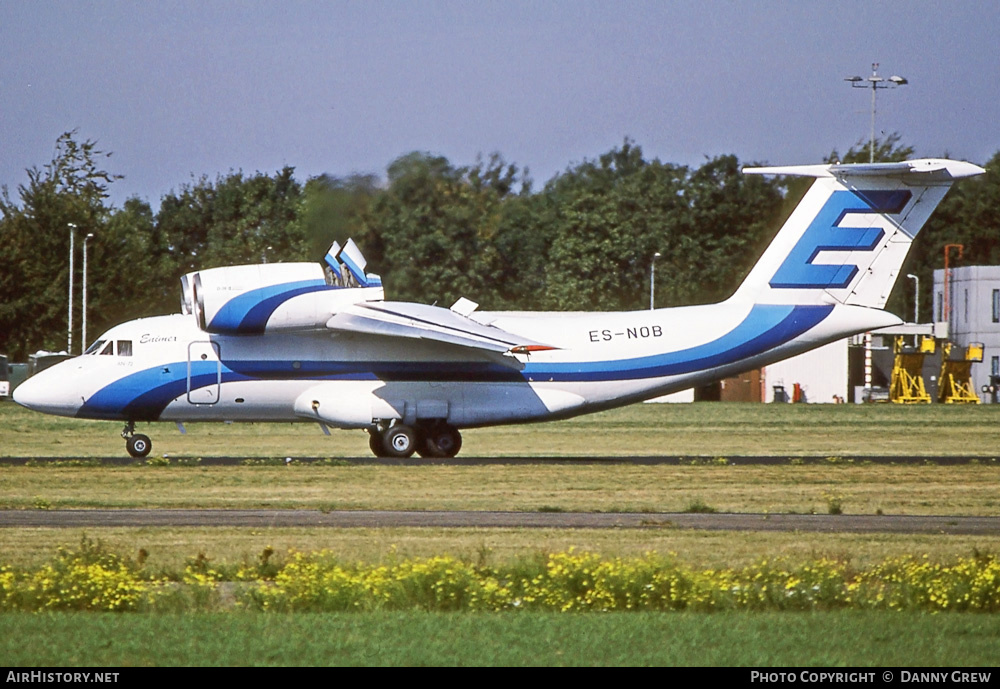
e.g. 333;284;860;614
743;158;984;181
326;301;554;354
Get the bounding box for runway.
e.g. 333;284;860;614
1;455;995;465
2;509;998;534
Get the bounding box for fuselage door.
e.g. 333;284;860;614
187;341;221;405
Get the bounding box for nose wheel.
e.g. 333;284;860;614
122;422;152;458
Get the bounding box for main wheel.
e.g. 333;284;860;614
126;433;152;458
381;425;416;458
422;424;462;458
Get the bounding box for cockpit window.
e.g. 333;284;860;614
99;341;113;356
117;340;133;357
85;340;106;355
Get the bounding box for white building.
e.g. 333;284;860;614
648;339;849;404
933;265;1000;398
761;339;849;403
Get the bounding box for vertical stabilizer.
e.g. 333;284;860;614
734;159;983;309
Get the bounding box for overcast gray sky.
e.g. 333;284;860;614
2;1;998;208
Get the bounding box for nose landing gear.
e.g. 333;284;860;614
122;421;152;458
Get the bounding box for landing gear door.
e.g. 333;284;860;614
187;341;221;405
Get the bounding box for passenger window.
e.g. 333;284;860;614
86;340;106;355
117;340;133;357
99;341;113;356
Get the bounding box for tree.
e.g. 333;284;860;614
155;168;307;278
498;142;785;311
826;132;914;165
361;152;525;306
0;132;122;359
88;197;175;336
299;173;381;262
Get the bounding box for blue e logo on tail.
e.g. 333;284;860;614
770;190;911;289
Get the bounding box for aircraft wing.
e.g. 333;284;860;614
326;301;556;354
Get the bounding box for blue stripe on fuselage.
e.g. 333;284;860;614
79;361;241;421
521;304;831;381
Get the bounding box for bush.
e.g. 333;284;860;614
2;543;999;614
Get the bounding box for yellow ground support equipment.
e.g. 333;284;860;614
889;336;934;404
938;342;984;404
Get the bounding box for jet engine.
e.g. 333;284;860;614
184;263;383;335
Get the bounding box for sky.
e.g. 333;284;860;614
2;1;998;209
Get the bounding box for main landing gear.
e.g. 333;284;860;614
368;421;463;459
122;421;152;458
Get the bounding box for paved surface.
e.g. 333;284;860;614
2;455;998;465
2;509;998;534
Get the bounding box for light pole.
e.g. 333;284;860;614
649;252;661;310
83;233;94;353
845;65;907;395
845;63;907;162
943;243;964;332
906;273;919;323
67;223;76;354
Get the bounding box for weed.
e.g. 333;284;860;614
476;544;494;568
315;458;351;466
683;499;717;514
240;458;286;466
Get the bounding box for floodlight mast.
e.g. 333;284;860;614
845;63;908;162
83;233;94;353
845;64;908;395
67;223;76;353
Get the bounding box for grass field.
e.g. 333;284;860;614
2;400;999;666
5;400;1000;458
3;612;999;666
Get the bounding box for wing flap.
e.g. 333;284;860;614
326;301;555;353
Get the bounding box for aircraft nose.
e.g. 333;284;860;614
12;364;84;417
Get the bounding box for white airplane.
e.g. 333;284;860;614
14;158;984;458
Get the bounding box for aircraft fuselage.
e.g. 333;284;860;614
15;299;895;429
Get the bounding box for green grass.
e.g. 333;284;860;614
2;528;996;574
2;612;999;666
4;400;1000;458
3;463;997;514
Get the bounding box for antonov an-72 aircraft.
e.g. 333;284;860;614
14;158;984;458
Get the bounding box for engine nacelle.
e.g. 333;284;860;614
185;263;383;335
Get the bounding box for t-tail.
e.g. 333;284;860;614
733;159;984;312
